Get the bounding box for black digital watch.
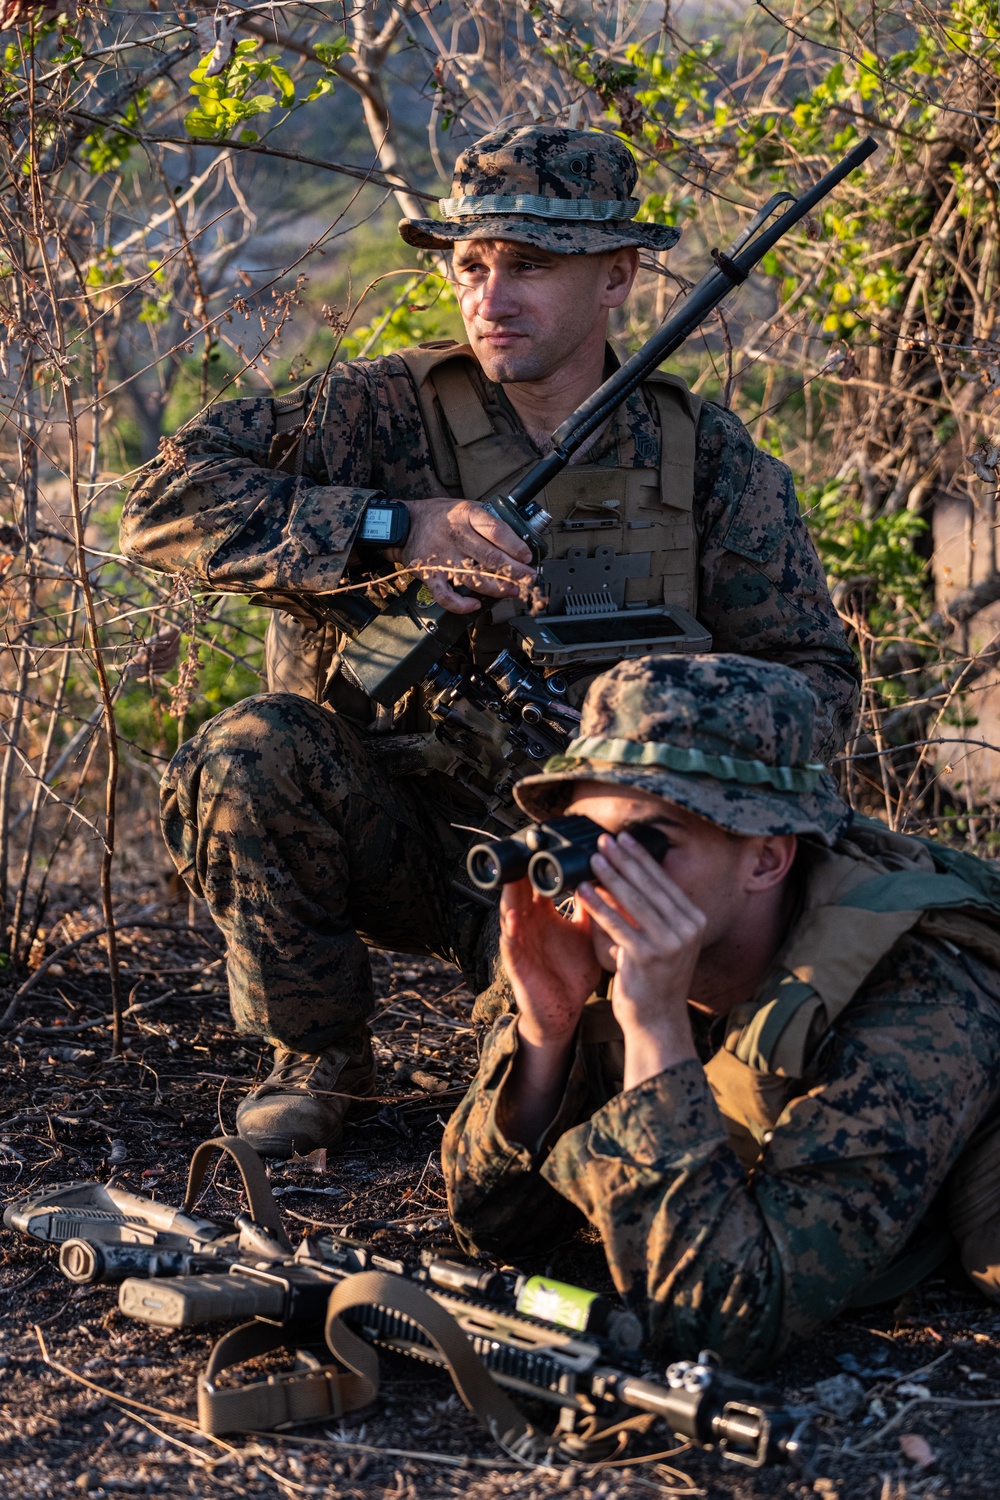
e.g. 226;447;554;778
355;499;411;552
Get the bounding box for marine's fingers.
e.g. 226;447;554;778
576;882;645;947
447;559;524;599
617;830;706;925
451;539;535;591
467;504;534;565
501;876;535;920
595;835;704;930
421;569;481;613
590;846;700;937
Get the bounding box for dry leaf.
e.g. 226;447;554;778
289;1146;328;1173
410;1069;449;1095
0;0;60;26
195;12;238;75
899;1432;936;1468
968;443;1000;482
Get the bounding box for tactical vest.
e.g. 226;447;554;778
264;343;703;704
582;818;1000;1305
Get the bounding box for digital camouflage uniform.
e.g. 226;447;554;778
442;654;1000;1374
121;127;859;1056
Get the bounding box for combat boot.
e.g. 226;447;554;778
235;1030;377;1158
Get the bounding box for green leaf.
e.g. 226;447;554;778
184;106;223;141
267;63;296;107
304;76;333;103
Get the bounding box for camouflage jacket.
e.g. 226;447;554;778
121;351;859;758
441;843;1000;1374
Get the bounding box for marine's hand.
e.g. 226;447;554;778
396;497;535;614
500;877;599;1047
578;829;702;1088
496;878;599;1149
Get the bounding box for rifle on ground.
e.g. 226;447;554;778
5;1136;814;1467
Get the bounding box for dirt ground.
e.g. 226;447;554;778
1;893;999;1500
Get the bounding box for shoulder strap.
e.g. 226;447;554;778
643;374;701;612
199;1320;369;1435
268;389;312;477
430;359;495;447
398;343;551;502
838;868;995;915
397;342;474;494
197;1267;544;1453
729;854;1000;1082
644;372;702;511
184;1136;291;1251
324;1271;535;1450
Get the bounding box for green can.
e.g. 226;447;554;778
516;1275;600;1332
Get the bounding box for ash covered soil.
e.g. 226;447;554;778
1;900;999;1500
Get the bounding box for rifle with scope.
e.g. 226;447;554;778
5;1139;814;1466
325;136;877;718
296;138;877;826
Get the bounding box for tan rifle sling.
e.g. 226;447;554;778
198;1270;540;1444
188;1137;543;1448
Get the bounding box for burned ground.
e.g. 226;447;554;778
1;903;999;1500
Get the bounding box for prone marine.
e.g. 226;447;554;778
443;651;1000;1371
120;125;859;1160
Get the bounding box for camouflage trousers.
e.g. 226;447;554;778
160;693;504;1051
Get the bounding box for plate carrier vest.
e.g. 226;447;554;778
263;342;704;707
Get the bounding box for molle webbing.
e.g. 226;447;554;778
398;343;702;615
268;389;311;477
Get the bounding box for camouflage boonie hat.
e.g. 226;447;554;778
399;125;680;255
515;653;850;844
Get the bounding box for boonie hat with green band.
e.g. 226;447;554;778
514;653;850;844
398;125;681;255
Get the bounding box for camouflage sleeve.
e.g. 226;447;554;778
119;369;383;594
541;934;1000;1374
442;1015;593;1259
694;403;860;760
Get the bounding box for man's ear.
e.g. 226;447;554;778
745;834;798;892
602;247;640;308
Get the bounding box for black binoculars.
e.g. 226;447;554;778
466;814;670;900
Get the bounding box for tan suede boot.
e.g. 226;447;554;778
235;1030;377;1158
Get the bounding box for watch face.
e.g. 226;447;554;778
362;507;396;543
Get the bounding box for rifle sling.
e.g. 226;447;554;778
324;1270;534;1451
197;1268;539;1450
183;1140;540;1449
184;1136;292;1251
198;1319;370;1436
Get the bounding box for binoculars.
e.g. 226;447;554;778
466;814;670;899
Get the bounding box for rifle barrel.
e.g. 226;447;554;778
505;135;878;513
